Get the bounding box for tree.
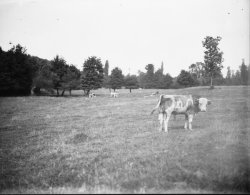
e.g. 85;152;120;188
137;70;146;88
103;60;110;89
61;65;81;96
104;60;109;76
124;74;139;92
189;62;205;80
154;68;165;89
212;72;225;86
162;73;173;89
177;70;196;87
240;59;248;85
28;55;54;95
0;44;34;96
225;66;232;85
109;67;124;91
50;55;68;96
160;61;164;74
144;64;156;88
202;36;224;88
81;56;104;95
32;62;54;95
248;65;250;85
189;62;207;86
231;70;241;85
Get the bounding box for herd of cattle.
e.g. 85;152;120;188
88;91;212;132
88;91;119;98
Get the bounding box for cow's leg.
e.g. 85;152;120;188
158;113;164;132
164;111;171;133
184;114;188;130
188;114;193;130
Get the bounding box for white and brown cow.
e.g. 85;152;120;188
151;94;211;132
110;92;119;98
89;93;96;98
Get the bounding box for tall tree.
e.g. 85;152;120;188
240;59;248;85
202;36;224;88
160;61;164;74
109;67;124;91
103;60;110;88
231;70;235;85
104;60;109;76
81;56;104;95
154;68;164;89
225;66;232;85
144;64;156;88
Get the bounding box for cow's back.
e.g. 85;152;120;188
154;94;195;114
172;95;193;113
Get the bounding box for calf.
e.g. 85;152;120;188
110;92;119;98
151;94;211;132
144;91;159;98
89;93;96;98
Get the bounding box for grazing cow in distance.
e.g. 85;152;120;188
89;93;96;98
151;94;211;132
110;92;119;98
144;91;159;98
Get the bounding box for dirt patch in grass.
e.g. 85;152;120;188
66;133;90;145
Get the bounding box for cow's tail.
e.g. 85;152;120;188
150;94;164;115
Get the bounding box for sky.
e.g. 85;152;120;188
0;0;249;77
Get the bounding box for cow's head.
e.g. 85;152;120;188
197;98;211;112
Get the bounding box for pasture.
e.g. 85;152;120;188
0;86;249;193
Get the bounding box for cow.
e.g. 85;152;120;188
110;92;119;98
89;93;96;98
144;91;159;98
151;94;211;132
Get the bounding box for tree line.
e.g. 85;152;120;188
0;36;249;96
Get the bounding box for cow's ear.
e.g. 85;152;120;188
208;100;212;105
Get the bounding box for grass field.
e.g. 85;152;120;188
0;86;249;193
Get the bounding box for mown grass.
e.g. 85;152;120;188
0;86;249;193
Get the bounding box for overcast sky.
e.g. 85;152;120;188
0;0;249;77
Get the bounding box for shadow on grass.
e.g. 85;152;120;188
66;133;90;145
169;124;202;131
